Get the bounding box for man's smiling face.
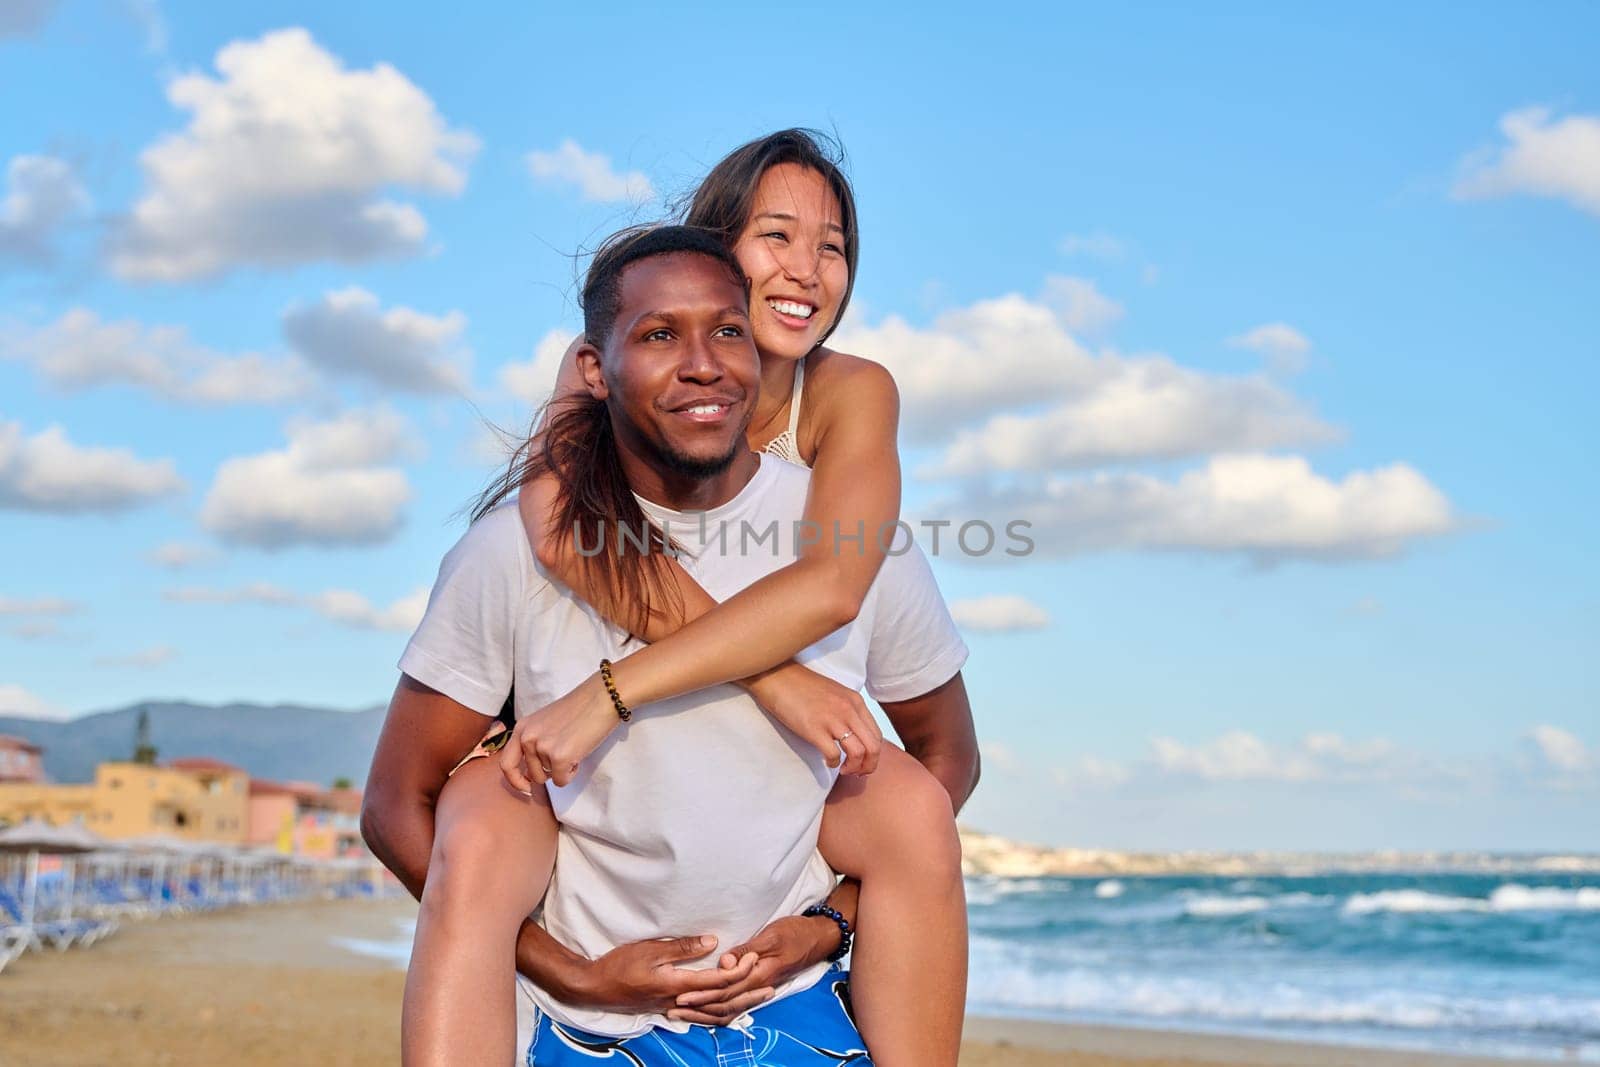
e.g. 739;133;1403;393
588;251;760;483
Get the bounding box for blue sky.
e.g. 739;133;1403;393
1;1;1595;850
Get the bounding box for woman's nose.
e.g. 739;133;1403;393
780;245;820;284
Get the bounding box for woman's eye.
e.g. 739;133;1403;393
822;242;844;255
762;231;789;243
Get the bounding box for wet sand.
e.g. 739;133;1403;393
0;898;1544;1066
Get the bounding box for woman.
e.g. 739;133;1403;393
407;130;975;1066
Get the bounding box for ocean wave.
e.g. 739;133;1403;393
1184;895;1271;916
1488;884;1600;911
966;952;1600;1039
1183;891;1335;917
1342;884;1600;915
1094;879;1125;899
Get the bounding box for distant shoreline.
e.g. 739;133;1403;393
957;828;1600;878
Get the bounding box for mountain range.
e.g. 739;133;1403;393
0;701;387;788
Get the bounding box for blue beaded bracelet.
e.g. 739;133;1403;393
802;902;853;962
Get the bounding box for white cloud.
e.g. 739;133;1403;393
309;587;428;631
938;453;1456;563
1052;755;1132;790
835;291;1331;461
1526;725;1592;774
1151;730;1401;784
199;408;413;547
1347;595;1385;617
1228;322;1312;373
122;0;167;54
0;0;57;39
1058;232;1126;259
94;644;177;668
526;140;654;203
5;308;312;404
927;358;1335;476
0;683;70;720
109;27;478;281
0;154;89;265
1043;275;1124;335
283;287;468;393
165;581;425;632
145;541;216;569
7;620;62;640
0;420;185;513
498;327;575;408
0;595;80;616
163;581;297;606
950;594;1051;632
834;294;1098;439
1455;107;1600;218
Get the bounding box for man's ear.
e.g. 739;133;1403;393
575;343;608;399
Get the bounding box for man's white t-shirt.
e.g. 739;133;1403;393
399;454;967;1039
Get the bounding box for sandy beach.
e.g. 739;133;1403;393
0;898;1548;1066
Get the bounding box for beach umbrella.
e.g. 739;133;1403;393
0;820;107;854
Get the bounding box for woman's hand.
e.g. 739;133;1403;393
666;914;841;1025
744;662;884;776
500;673;622;790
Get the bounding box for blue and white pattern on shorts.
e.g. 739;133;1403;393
526;967;872;1066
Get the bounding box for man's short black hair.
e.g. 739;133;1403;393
580;225;749;349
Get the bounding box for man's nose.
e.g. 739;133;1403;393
677;333;725;382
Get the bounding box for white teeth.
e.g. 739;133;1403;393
767;299;814;320
684;404;723;415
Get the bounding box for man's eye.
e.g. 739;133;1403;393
714;325;745;338
644;328;672;342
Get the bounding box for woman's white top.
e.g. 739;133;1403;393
759;357;807;467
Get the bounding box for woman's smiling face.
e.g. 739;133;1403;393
731;162;850;362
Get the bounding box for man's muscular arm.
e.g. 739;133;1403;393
360;675;487;899
879;670;980;813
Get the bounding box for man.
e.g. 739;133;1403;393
362;226;978;1064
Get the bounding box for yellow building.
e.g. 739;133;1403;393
0;757;249;844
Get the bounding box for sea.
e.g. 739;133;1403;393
965;869;1600;1062
336;868;1600;1062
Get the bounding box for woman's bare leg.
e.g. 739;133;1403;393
402;758;557;1067
818;745;966;1067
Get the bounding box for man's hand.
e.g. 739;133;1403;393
744;663;884;776
666;914;838;1025
557;935;764;1015
500;673;620;790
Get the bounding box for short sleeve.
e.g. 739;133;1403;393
863;543;969;703
397;504;530;718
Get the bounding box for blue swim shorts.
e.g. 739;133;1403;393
525;966;872;1066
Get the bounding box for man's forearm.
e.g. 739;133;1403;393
360;791;434;902
514;918;592;1001
906;743;980;815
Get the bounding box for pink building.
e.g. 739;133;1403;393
248;779;365;859
0;735;45;784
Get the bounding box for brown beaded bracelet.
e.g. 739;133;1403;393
598;658;632;722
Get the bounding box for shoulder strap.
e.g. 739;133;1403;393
785;357;806;441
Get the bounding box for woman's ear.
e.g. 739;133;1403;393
575;343;608;399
